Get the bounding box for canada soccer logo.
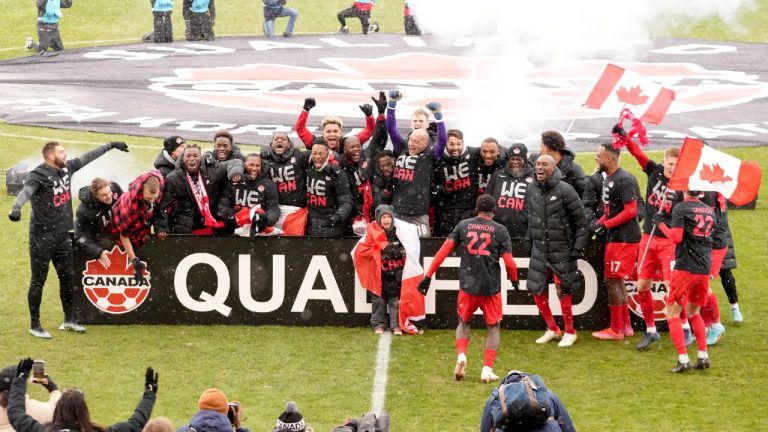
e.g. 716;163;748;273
82;246;151;314
625;280;668;321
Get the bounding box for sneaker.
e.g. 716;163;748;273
29;326;52;339
374;327;385;334
706;323;725;346
480;366;499;383
683;328;694;346
635;331;661;351
58;322;86;333
535;328;562;344
338;26;349;34
25;36;34;50
368;20;379;33
695;357;711;370
623;324;635;338
454;353;467;381
393;328;403;336
670;361;692;373
592;327;623;341
558;332;577;347
731;308;743;323
282;32;292;38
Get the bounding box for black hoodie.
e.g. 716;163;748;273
74;182;124;258
485;162;534;238
262;145;311;208
433;146;480;211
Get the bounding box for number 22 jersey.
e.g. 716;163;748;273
447;215;513;296
671;199;714;274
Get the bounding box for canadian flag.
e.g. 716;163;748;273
233;206;283;237
352;219;425;334
275;205;308;236
584;63;675;124
669;137;762;206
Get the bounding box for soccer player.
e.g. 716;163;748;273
8;140;129;338
655;190;715;372
485;143;532;239
386;90;446;151
700;192;730;344
591;143;641;341
74;178;124;268
218;153;280;236
295;97;375;153
538;130;586;198
305;143;353;237
154;136;186;178
623;133;683;350
476;138;506;196
525;155;588;347
433;129;481;236
417;195;519;383
25;0;73;55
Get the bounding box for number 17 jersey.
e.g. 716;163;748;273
447;215;513;296
671;199;714;275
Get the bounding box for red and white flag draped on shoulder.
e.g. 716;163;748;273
669;137;762;206
584;63;675;124
352;219;425;334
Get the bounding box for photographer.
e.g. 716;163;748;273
178;389;250;432
8;359;157;432
1;364;60;432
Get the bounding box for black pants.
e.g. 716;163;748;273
404;16;420;35
435;207;474;237
153;11;173;43
370;295;399;330
720;268;738;304
186;11;214;41
337;6;371;34
28;231;74;327
34;23;63;53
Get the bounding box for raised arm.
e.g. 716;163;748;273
354;103;376;144
386;90;406;152
295;98;317;149
426;102;446;160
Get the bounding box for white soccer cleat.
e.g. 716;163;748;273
454;353;467;381
480;366;499;383
535;329;562;344
25;37;34;50
558;332;577;347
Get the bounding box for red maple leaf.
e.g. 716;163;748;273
616;85;649;105
83;245;148;277
699;164;733;183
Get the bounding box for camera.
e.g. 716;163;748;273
32;360;45;380
227;402;239;425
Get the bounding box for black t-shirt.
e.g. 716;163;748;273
434;147;480;211
485;167;533;238
447;215;513;296
671;199;714;274
26;160;87;234
602;168;641;243
391;149;436;215
477;159;505;195
265;147;310;207
642;160;683;237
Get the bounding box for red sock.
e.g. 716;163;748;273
609;305;622;333
701;299;714;327
456;338;469;355
690;313;708;353
560;295;574;334
621;303;631;329
533;294;559;331
483;349;497;368
680;308;688;324
708;291;721;323
667;317;687;355
638;290;656;329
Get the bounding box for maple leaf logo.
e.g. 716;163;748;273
616;85;649;105
81;246;151;314
699;164;733;183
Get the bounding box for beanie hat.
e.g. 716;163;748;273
163;136;186;154
273;401;305;432
374;204;395;226
198;388;229;414
0;365;16;392
508;143;527;161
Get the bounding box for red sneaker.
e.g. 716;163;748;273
624;325;635;338
592;327;624;341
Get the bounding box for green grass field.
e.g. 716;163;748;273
2;1;768;431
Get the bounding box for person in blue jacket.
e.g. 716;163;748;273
263;0;298;37
150;0;174;43
184;0;215;41
25;0;73;55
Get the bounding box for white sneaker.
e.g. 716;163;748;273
535;329;562;344
454;353;467;381
480;366;499;383
58;322;86;333
558;332;577;347
25;36;34;50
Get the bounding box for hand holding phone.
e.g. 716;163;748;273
32;360;45;380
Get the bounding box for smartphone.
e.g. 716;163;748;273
32;360;45;380
227;402;238;425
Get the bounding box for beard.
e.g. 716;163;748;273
510;167;524;178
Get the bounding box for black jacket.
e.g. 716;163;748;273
556;148;586;198
74;182;124;259
524;170;588;295
306;162;353;237
156;160;242;234
433;147;480;211
341;116;387;218
218;173;280;229
153;151;177;179
485;163;534;238
262;145;311;208
8;377;155;432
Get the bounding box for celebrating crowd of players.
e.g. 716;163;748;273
8;90;742;374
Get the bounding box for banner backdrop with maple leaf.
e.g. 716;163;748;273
669;137;762;205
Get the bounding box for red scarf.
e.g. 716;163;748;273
185;170;224;229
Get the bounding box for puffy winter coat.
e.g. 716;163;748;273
524;169;588;296
555;148;586;198
74;182;123;258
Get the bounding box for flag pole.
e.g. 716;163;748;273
637;192;669;272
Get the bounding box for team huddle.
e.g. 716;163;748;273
8;90;741;378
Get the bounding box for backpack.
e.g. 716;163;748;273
486;371;553;431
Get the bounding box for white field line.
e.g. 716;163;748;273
0;131;160;150
371;331;392;414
